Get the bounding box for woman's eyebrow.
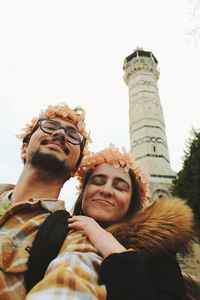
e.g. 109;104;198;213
114;177;131;189
90;174;107;180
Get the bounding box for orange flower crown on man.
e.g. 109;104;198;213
16;102;91;156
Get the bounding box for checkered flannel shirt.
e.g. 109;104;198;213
0;185;106;300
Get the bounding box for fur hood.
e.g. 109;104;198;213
107;197;200;300
107;197;194;256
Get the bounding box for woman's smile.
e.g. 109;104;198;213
92;198;115;207
82;163;132;225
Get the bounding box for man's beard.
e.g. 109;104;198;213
30;151;71;180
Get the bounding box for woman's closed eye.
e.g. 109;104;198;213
114;180;130;192
90;175;107;186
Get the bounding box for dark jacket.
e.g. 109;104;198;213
101;198;198;300
102;251;187;300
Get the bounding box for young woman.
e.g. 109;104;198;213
68;145;195;300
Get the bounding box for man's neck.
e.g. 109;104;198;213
11;166;65;204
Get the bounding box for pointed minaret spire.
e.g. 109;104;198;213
123;48;175;201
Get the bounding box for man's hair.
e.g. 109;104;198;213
18;103;90;168
17;103;90;152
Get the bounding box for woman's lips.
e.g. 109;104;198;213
93;198;115;207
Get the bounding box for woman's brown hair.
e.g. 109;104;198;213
72;167;142;223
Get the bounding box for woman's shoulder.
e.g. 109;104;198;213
107;197;194;256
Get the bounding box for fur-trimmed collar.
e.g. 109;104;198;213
107;197;194;256
107;197;200;300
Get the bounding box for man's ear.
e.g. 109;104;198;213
21;143;28;162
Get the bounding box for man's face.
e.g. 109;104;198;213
21;117;81;179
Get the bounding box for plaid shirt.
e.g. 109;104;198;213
0;185;106;300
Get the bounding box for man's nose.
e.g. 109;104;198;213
52;128;67;142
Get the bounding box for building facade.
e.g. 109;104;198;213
123;48;175;201
123;48;200;280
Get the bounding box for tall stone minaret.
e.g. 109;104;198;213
123;48;175;201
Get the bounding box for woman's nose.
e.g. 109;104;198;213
99;184;113;197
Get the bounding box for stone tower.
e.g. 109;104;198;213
123;48;175;201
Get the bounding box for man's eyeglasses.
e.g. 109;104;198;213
39;119;86;145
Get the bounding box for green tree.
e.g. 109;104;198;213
171;129;200;238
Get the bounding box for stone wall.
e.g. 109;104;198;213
178;242;200;280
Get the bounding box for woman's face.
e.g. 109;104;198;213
82;163;132;226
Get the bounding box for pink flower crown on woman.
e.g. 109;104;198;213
16;103;91;155
76;144;150;206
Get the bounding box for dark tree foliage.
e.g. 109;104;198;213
171;129;200;238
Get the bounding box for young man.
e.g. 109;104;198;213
0;103;106;300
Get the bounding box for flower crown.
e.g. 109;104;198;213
76;144;150;206
16;103;90;154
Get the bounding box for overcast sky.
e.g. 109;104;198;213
0;0;200;210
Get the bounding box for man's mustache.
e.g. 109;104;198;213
41;136;70;155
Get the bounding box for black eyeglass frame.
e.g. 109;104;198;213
36;118;86;146
22;118;86;168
